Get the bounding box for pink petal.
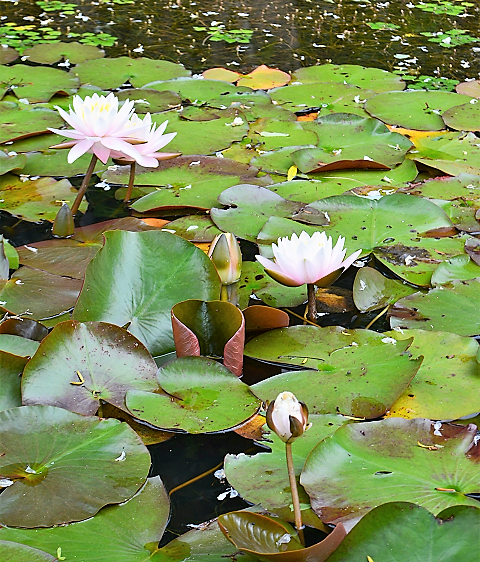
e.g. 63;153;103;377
67;139;94;163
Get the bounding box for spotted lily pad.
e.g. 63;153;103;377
0;405;150;527
442;101;480;131
73;57;191;89
22;321;159;416
301;418;480;526
0;477;170;562
383;329;480;420
0;102;63;144
248;326;420;418
0;65;78;103
126;356;260;433
73;230;221;356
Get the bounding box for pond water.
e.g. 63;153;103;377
2;0;479;80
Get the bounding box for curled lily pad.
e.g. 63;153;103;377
126;356;261;433
324;502;480;562
248;326;421;418
353;267;417;312
22;320;159;415
0;477;170;562
301;418;480;526
73;230;221;356
0;348;29;411
0;405;150;527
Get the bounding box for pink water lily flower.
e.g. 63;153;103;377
49;93;146;164
112;113;178;168
256;231;362;287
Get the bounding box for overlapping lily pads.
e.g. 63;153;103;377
0;102;63;144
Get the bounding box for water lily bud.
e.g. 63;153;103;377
52;203;74;238
0;236;9;280
266;391;309;443
208;233;242;285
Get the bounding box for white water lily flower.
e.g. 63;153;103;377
256;231;362;288
49;93;147;164
266;391;310;444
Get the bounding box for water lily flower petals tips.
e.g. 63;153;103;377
266;391;310;444
49;93;145;164
256;231;362;288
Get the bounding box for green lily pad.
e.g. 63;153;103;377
0;65;78;103
0;541;55;561
126;356;260;433
0;349;29;412
411;132;480;176
431;254;480;285
73;230;221;356
0;334;39;357
442;101;480;131
389;278;480;336
22;41;105;64
211;184;327;242
161;215;222;242
0;267;82;320
0;174;87;222
4;240;19;270
269;82;375;112
20;149;108;178
22;320;159;416
400;173;480;202
237;261;307;310
248;326;420;418
0;477;170;562
295;114;413;172
145;77;252;104
116;88;182;113
0;405;150;527
0;102;63;144
270;160;418;202
248;118;318;151
365;90;475;131
73;57;191;89
301;418;480;525
225;415;350;524
324;503;480;562
0;151;26;176
353;267;417;312
292;64;405;93
384;329;480;420
251;145;317;175
107;156;268;212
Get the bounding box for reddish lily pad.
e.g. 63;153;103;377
73;57;191;89
456;80;480;98
0;47;19;65
237;65;291;89
22;321;159;415
0;405;150;527
202;67;242;82
301;418;480;526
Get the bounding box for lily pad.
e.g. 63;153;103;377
73;57;191;89
0;541;55;561
145;77;252;104
248;118;318;151
0;349;29;411
0;102;63;144
19;148;108;178
107;156;268;212
0;405;150;527
365;90;475;131
292;64;405;93
0;65;78;103
211;184;327;242
22;321;159;416
0;151;26;176
400;173;480;202
22;42;104;64
73;230;221;356
0;477;170;562
237;65;291;89
383;329;480;420
301;418;480;525
431;254;480;285
0;174;87;222
251;145;317;175
0;334;39;357
442;101;480;131
324;502;480;562
225;414;350;525
295;114;413;172
0;47;19;65
389;278;480;336
202;67;242;82
248;326;420;418
161;215;221;242
411;132;480;176
126;356;260;433
0;267;82;320
353;267;417;312
116;88;182;113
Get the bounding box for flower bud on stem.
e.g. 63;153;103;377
71;154;98;215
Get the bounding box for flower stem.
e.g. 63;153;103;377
307;283;317;323
71;154;98;215
220;285;228;302
286;442;305;546
124;161;136;202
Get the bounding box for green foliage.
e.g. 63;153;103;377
395;72;459;91
420;29;480;48
413;0;474;16
0;24;61;52
35;0;77;13
365;22;400;30
193;26;254;44
67;31;117;47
